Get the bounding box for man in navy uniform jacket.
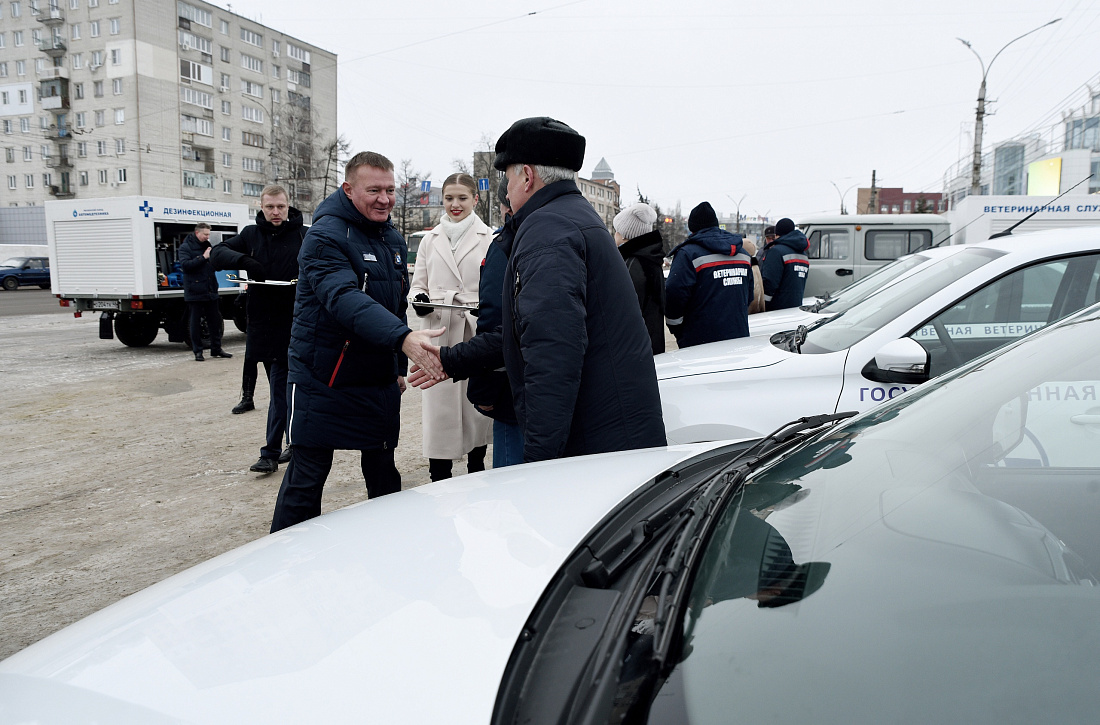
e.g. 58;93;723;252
665;201;754;347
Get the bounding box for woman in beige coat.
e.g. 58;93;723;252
409;173;494;480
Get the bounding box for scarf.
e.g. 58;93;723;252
439;212;478;252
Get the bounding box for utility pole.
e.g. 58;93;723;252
958;19;1060;197
868;170;878;215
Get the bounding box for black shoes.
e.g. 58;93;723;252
232;396;255;414
278;448;292;464
194;352;205;361
211;349;233;358
250;457;278;474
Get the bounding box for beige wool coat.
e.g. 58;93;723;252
409;214;494;459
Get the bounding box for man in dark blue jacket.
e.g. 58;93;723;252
664;201;754;347
432;180;524;467
494;117;666;462
178;222;232;361
269;152;445;533
759;217;810;311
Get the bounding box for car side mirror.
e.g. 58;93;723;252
862;337;930;385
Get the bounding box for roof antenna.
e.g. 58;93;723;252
988;175;1094;239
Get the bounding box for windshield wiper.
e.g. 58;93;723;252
787;324;808;352
806;291;831;314
647;411;855;669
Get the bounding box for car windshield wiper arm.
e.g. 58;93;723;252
648;411;856;667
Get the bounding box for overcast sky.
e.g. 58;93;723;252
224;0;1098;221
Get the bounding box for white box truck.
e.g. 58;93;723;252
46;196;252;347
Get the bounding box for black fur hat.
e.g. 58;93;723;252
493;117;586;172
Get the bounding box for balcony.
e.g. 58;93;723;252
36;8;65;26
48;184;75;199
38;39;67;59
40;66;69;81
45;156;72;169
41;94;69;111
43;125;72;141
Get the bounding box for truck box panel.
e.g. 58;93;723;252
53;218;135;295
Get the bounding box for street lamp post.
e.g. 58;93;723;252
830;181;858;215
726;193;746;234
958;19;1060;197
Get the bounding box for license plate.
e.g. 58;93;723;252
90;300;119;310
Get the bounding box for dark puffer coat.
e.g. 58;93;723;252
178;233;219;302
618;229;666;355
664;226;753;347
439;217;517;425
760;229;810;311
503;180;666;463
211;207;306;361
285;189;411;451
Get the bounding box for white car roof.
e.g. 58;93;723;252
0;443;722;724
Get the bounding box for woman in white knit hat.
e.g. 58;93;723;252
409;173;493;480
613;202;667;354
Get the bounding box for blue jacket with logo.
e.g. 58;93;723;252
503;180;666;463
665;226;753;347
285;188;411;451
760;230;810;311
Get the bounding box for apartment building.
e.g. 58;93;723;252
0;0;336;213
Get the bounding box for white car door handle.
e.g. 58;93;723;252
1070;414;1100;425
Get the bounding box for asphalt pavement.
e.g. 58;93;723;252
0;288;68;317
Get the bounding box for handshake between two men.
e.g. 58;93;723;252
404;331;448;391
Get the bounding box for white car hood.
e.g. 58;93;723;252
0;444;721;725
655;335;789;379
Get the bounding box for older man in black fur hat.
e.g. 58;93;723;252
476;117;666;462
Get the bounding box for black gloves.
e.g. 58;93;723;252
412;292;433;317
242;258;265;282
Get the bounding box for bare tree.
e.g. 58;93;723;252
320;134;351;200
267;92;348;214
638;188;686;255
395;158;431;241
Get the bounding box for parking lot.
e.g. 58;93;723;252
0;296;437;659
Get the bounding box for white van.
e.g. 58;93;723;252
797;214;951;298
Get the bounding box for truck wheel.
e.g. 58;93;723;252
115;313;160;347
1;277;18;291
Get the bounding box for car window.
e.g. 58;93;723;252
800;248;1000;354
26;258;44;269
807;228;850;261
912;253;1100;377
865;229;933;261
1;257;26;267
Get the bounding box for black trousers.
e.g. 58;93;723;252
259;357;289;460
188;299;223;354
270;445;401;533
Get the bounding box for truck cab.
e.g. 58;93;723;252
797;214;951;299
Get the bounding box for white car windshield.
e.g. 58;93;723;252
1;258;27;267
799;247;1002;353
815;252;932;314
